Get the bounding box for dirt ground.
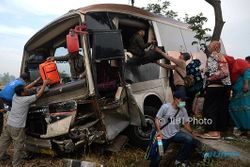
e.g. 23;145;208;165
1;147;144;167
1;115;250;167
1;144;249;167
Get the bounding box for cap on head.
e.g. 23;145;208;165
173;90;188;100
181;52;191;61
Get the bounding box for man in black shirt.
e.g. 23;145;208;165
128;29;153;57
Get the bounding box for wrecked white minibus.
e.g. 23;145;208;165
21;4;205;154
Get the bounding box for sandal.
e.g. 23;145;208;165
201;133;221;139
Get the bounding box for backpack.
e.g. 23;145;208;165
39;60;60;85
183;75;195;88
175;69;195;88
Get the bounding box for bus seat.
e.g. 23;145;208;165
96;61;118;94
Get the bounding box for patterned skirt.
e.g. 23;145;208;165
229;75;250;129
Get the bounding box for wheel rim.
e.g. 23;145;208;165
135;115;155;140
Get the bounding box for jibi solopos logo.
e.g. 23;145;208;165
202;151;240;158
170;117;213;125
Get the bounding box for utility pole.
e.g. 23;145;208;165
131;0;134;6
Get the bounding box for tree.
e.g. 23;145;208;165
141;0;224;41
142;0;178;19
184;13;211;47
144;1;211;46
205;0;224;41
0;73;16;85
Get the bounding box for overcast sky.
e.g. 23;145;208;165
0;0;249;76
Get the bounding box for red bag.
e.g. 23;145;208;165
39;60;60;85
66;31;79;53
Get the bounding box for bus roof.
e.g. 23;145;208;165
79;4;189;29
24;4;190;51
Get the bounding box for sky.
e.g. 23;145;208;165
0;0;249;76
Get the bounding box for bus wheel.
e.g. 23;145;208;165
128;106;157;148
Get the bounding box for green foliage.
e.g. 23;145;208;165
184;13;211;43
0;73;16;85
143;1;211;48
143;0;178;19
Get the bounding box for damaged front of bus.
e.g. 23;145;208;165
22;5;145;155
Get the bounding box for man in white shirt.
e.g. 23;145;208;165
0;79;49;167
150;90;199;167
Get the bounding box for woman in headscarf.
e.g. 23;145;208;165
201;41;231;139
225;55;250;138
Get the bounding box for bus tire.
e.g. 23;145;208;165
128;106;157;148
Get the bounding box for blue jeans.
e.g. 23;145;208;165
149;131;193;167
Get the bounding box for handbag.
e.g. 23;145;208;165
144;108;180;160
175;69;195;88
